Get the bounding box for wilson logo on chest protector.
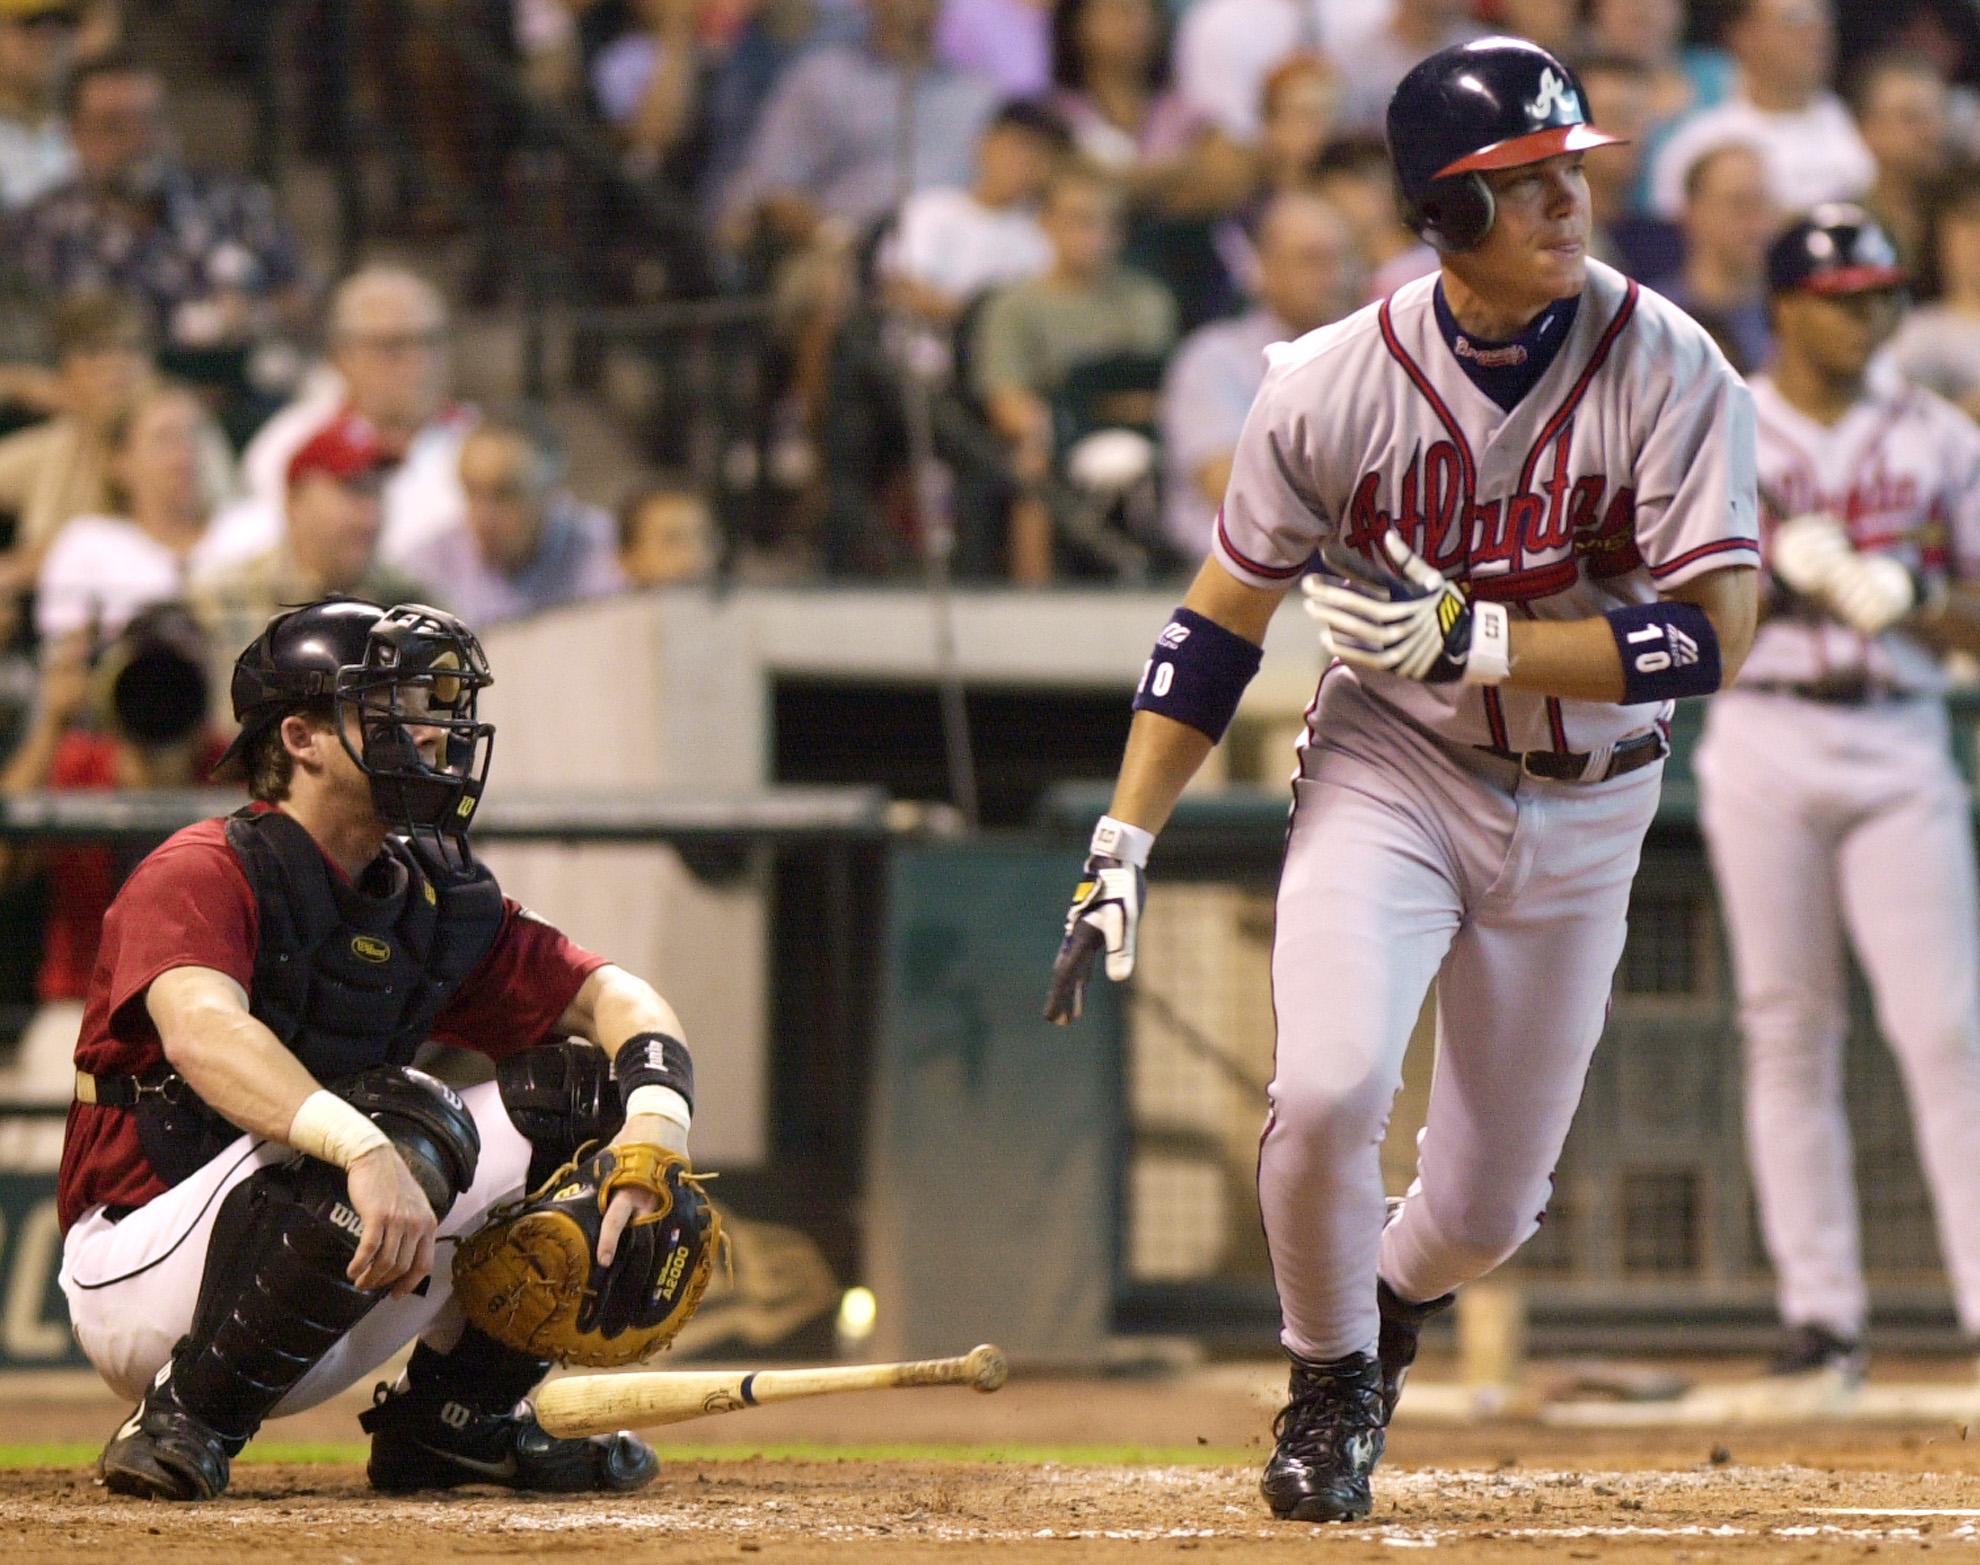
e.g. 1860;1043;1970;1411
351;935;392;964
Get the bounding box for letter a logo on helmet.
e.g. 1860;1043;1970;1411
1387;36;1624;253
1526;69;1573;122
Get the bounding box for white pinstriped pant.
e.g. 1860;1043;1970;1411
1259;675;1660;1361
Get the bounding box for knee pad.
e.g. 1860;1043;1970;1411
497;1040;626;1188
334;1065;481;1219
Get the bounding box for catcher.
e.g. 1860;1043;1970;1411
54;597;720;1503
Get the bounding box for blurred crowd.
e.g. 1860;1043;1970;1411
1;0;1980;1065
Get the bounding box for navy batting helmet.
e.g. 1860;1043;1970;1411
1386;36;1622;253
1766;205;1907;297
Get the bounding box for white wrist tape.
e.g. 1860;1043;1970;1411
289;1089;392;1168
1091;814;1155;868
1463;601;1512;686
625;1083;693;1134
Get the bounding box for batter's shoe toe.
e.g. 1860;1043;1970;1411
361;1381;659;1494
1376;1278;1455;1421
1768;1325;1866;1387
1260;1350;1387;1523
98;1371;232;1502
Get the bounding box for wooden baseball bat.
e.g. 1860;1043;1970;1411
534;1343;1009;1438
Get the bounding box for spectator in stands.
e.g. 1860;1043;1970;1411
618;481;717;587
1489;0;1578;57
936;0;1052;97
34;382;229;643
0;602;230;1100
1855;52;1954;272
1891;171;1980;421
1585;0;1737;217
1045;0;1247;221
0;289;228;595
1174;0;1388;144
0;0;79;212
1330;0;1486;138
219;266;470;572
1649;0;1875;220
879;99;1067;328
192;411;430;686
1650;143;1778;375
971;159;1176;582
723;0;1000;242
1207;55;1341;313
402;413;624;627
1577;54;1683;281
588;0;705;185
1159;190;1358;558
1311;136;1436;301
13;50;312;358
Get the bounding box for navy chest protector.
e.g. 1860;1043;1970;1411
133;809;504;1186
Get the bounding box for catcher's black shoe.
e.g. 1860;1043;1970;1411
1376;1278;1456;1420
99;1364;236;1502
1768;1324;1866;1385
1260;1350;1388;1523
361;1379;659;1494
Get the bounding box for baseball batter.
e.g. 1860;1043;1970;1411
57;599;715;1502
1045;37;1759;1523
1696;208;1980;1382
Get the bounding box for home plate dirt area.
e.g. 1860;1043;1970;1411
5;1363;1979;1562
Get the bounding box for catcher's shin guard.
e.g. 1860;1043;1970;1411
101;1069;479;1500
361;1326;657;1493
497;1040;625;1188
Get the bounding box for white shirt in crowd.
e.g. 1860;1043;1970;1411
0;114;75;211
878;187;1052;303
218;395;478;574
1175;0;1440;141
1648;93;1875;220
35;514;234;644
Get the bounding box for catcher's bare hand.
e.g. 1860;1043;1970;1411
597;1113;680;1264
345;1143;438;1296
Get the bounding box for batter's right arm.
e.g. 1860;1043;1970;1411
1044;557;1286;1024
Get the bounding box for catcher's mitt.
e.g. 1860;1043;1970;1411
452;1143;721;1366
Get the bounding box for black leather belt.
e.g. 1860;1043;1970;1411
1476;729;1667;784
1740;679;1908;706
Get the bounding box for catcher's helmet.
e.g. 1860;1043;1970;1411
1767;204;1907;296
214;597;495;842
1387;36;1622;253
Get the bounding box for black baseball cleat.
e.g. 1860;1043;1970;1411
361;1379;660;1494
98;1364;235;1502
1260;1350;1388;1523
1768;1324;1867;1385
1376;1278;1456;1421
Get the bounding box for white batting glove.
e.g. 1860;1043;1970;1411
1302;533;1509;685
1043;816;1150;1025
1770;513;1853;598
1825;553;1919;637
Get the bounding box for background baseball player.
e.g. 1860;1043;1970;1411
57;598;715;1502
1045;36;1759;1524
1695;208;1980;1385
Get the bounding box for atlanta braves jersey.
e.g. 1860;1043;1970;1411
1214;259;1760;750
1741;373;1980;694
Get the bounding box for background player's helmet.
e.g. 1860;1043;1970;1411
1386;36;1622;253
215;596;496;841
1766;205;1908;297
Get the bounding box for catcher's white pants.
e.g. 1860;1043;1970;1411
1259;674;1660;1363
1697;689;1980;1338
59;1080;533;1409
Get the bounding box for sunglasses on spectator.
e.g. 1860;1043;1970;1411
10;8;81;30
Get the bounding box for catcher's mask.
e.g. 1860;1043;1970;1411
216;598;496;845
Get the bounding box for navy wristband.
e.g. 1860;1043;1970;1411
613;1031;695;1118
1606;601;1721;703
1131;607;1264;742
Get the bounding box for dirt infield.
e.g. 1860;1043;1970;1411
7;1364;1980;1562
